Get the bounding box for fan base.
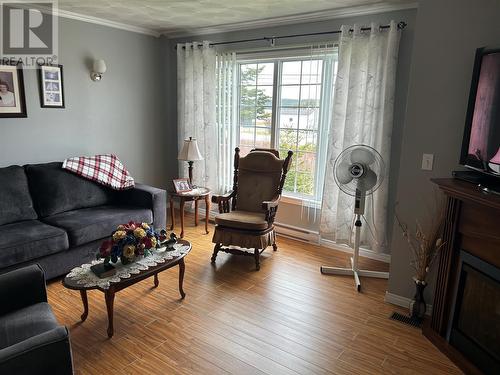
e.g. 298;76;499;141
321;257;389;292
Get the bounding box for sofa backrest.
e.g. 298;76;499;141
25;162;115;217
0;166;38;225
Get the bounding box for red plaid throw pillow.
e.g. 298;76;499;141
62;154;135;190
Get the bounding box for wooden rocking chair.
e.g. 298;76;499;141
211;148;293;270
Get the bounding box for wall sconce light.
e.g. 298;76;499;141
91;59;107;81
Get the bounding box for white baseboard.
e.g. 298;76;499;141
183;207;390;264
384;291;433;316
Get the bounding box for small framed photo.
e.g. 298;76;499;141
0;63;27;118
38;64;65;108
173;178;192;193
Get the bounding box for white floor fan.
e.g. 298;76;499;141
320;144;389;292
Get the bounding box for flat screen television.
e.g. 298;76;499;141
460;46;500;177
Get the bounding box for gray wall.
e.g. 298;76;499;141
0;18;167;188
388;0;500;301
163;8;417;237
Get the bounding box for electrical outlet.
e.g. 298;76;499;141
422;154;434;171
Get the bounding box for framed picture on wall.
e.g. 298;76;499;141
38;64;65;108
0;63;27;118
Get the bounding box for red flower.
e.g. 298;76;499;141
122;221;138;231
99;240;113;257
142;237;152;249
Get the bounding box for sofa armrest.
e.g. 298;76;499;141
0;326;73;375
0;265;47;316
118;183;167;230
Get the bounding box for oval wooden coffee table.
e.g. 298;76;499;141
63;239;191;338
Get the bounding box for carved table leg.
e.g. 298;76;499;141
205;195;210;234
80;290;88;321
194;199;199;226
154;273;159;288
169;196;175;230
179;258;186;299
254;248;260;271
105;288;115;338
211;243;220;264
180;198;185;238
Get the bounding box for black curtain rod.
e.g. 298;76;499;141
175;21;407;50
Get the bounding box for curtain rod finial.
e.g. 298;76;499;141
397;21;407;30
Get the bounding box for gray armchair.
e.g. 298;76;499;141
0;265;73;374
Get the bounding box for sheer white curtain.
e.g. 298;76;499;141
216;52;238;193
319;21;401;253
177;41;217;190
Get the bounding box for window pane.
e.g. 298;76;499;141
297;152;316;172
279;107;299;129
296;172;314;195
279;129;297;151
299;107;319;130
255;127;272;148
301;60;323;84
240;86;257;106
257;107;273;127
240;106;255;126
300;84;321;107
282;61;301;84
298;130;317;152
257;63;274;85
284;169;296;192
257;86;273;106
240;127;254;146
239;145;253;157
280;85;300;107
240;64;257;84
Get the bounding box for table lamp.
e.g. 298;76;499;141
178;137;203;185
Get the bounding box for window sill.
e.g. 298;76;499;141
281;194;321;209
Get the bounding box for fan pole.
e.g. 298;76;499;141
320;194;389;292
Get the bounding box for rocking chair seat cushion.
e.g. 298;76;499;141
214;210;269;231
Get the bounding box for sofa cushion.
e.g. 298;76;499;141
25;162;115;217
0;166;38;226
0;302;58;349
0;221;69;269
42;206;153;247
215;210;269;230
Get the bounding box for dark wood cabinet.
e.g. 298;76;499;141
425;178;500;375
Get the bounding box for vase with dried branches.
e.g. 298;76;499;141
395;203;446;320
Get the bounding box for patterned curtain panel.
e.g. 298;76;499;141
319;21;401;253
177;41;217;190
216;52;238;194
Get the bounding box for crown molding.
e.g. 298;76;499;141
162;1;418;38
55;9;160;37
28;4;161;37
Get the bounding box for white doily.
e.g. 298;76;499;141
66;243;190;289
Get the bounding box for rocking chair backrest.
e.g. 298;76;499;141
232;148;293;213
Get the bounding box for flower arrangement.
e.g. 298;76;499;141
98;221;168;265
395;203;446;284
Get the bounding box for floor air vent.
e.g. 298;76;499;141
390;312;422;328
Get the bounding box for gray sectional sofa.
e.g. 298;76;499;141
0;162;166;279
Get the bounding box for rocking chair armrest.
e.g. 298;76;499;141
262;196;280;211
211;191;236;204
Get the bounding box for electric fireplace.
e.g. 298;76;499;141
448;251;500;375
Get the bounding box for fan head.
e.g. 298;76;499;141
333;144;385;196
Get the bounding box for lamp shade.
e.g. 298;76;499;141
178;137;203;161
93;59;107;74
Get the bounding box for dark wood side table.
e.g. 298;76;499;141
62;240;191;338
169;187;210;238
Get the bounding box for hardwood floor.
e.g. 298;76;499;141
47;216;462;375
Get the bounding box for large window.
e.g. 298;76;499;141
237;52;337;202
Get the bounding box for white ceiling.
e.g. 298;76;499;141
56;0;417;36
